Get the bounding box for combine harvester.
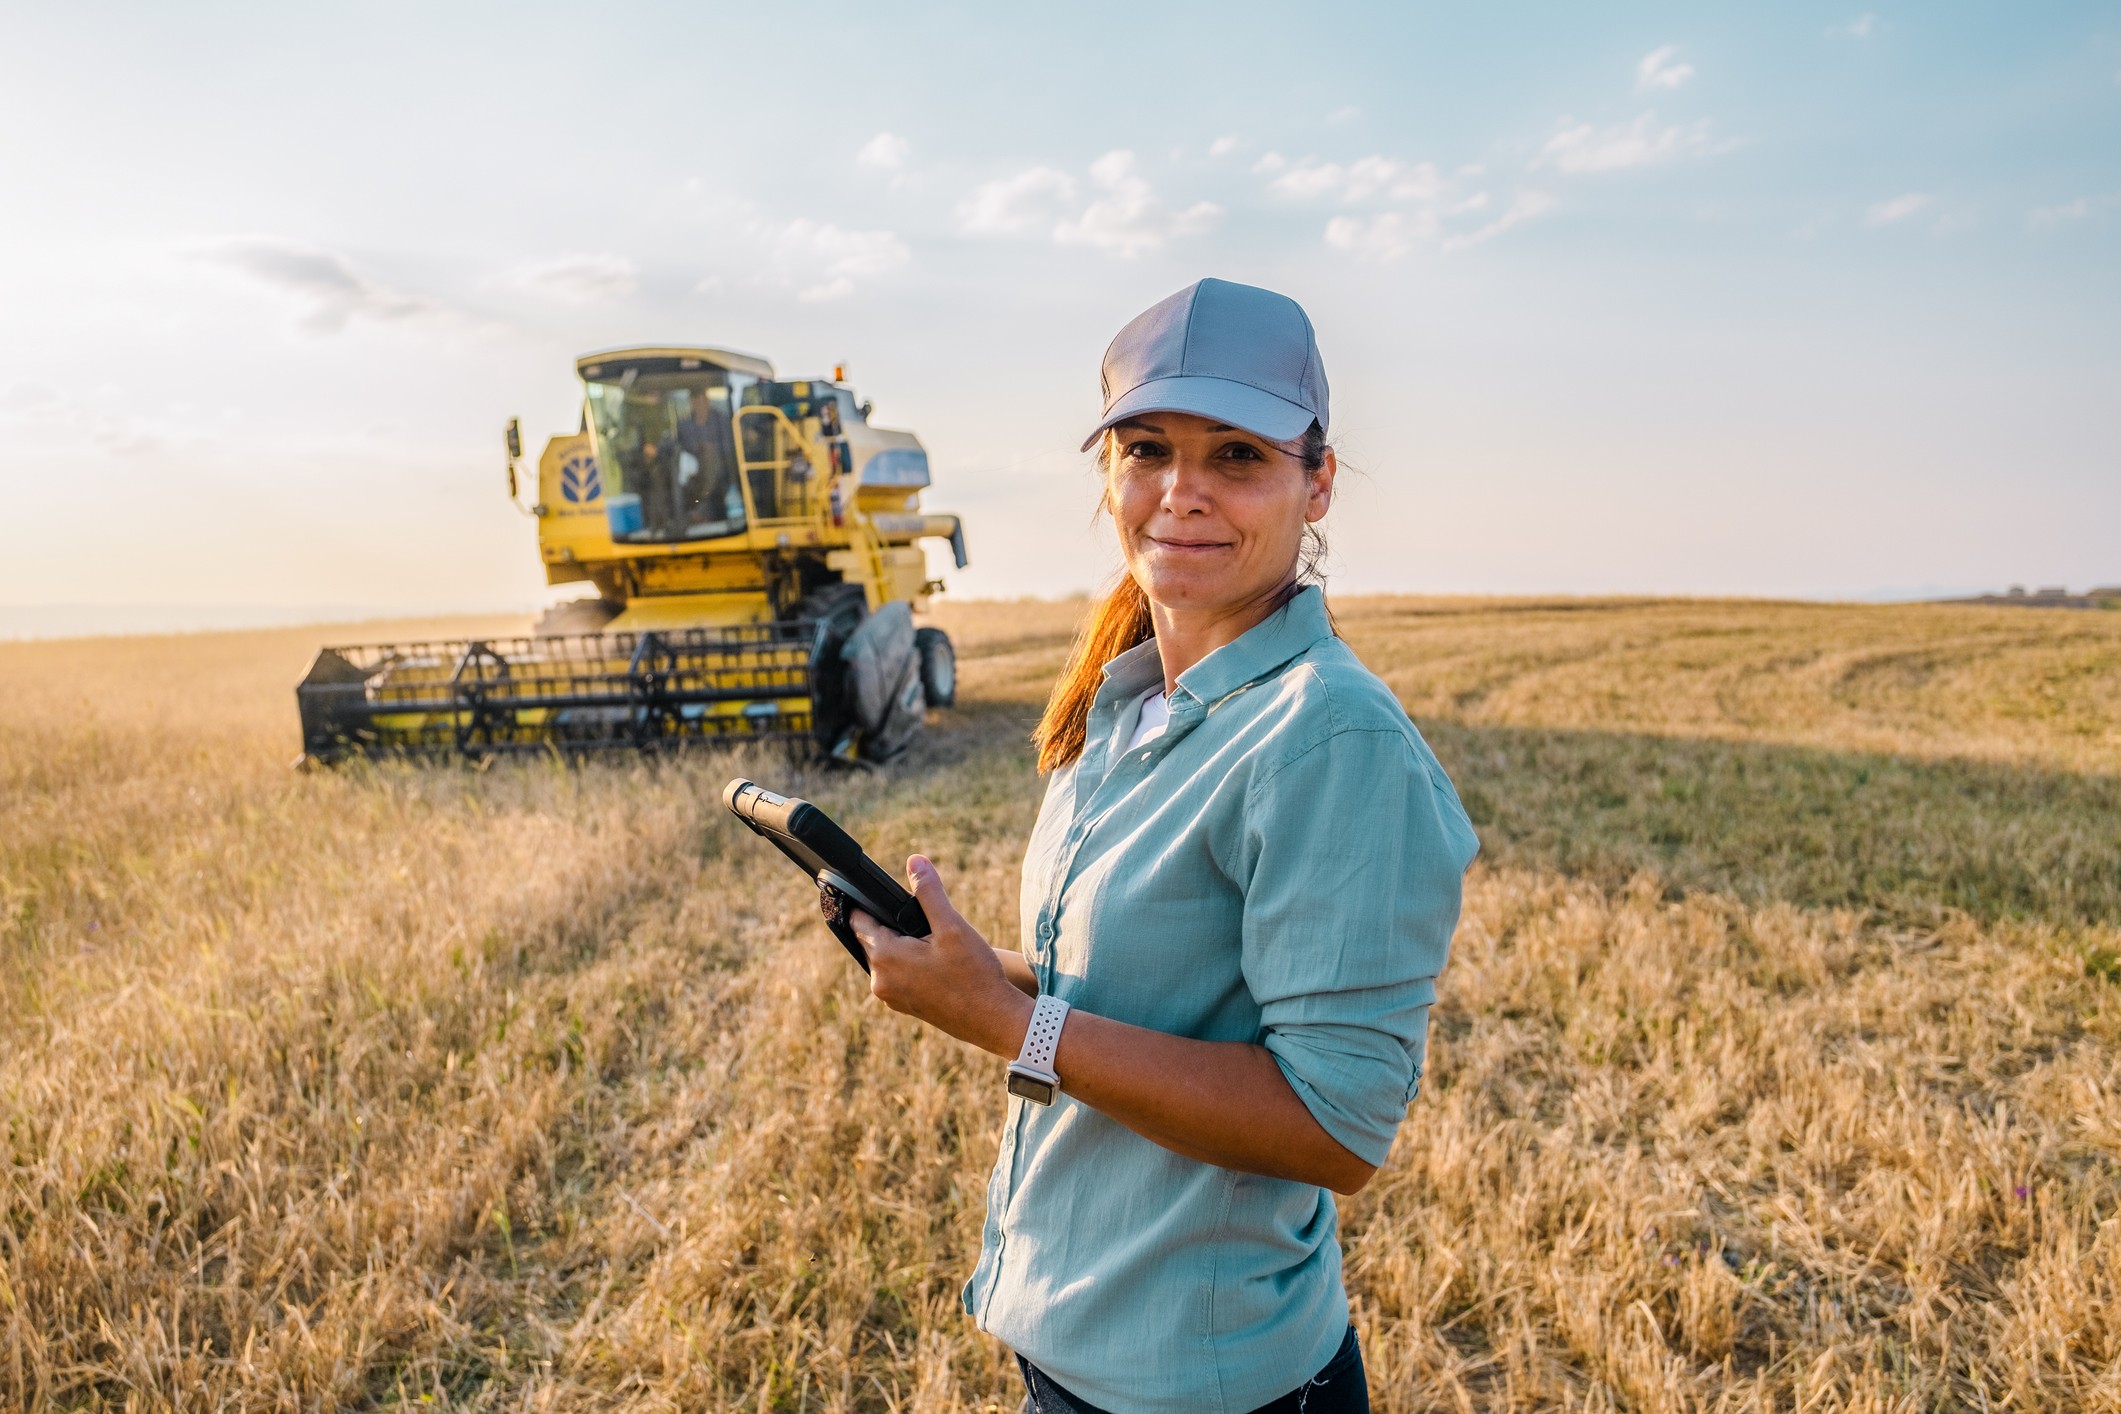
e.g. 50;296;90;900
296;346;967;764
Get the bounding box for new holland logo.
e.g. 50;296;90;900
559;453;602;503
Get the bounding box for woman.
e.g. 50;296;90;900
850;278;1478;1414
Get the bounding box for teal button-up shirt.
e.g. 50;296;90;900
964;587;1478;1413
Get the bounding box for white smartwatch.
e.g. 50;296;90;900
1007;994;1071;1106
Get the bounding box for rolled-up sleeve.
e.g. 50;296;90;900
1239;727;1479;1167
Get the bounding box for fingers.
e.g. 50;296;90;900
850;908;907;993
906;854;966;933
850;907;919;960
848;906;886;950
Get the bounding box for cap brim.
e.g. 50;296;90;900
1080;376;1318;452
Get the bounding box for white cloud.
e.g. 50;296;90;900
0;383;59;415
1208;134;1243;158
1636;45;1695;92
956;165;1075;236
197;236;443;334
672;192;909;301
1323;211;1440;262
1864;192;1931;227
1538;114;1722;174
0;382;172;456
2028;197;2090;228
1442;189;1557;252
768;219;910;301
1055;151;1221;259
857;132;910;170
490;252;636;304
1829;13;1878;38
1266;155;1443;204
1322;187;1552;261
1281;144;1544;260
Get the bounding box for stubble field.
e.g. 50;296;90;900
2;596;2118;1412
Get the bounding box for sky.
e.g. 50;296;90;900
1;1;2116;628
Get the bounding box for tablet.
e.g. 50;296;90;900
723;778;931;973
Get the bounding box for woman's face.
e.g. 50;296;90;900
1107;412;1335;621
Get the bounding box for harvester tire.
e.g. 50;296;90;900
915;627;956;708
797;582;868;640
841;601;925;761
797;583;869;753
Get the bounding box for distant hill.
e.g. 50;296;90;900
1950;586;2121;610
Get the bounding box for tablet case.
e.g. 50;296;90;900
723;778;931;972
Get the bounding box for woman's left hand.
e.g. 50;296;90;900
849;856;1034;1059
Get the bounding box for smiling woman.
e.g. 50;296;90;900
848;279;1479;1414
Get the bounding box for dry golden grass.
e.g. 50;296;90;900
2;597;2117;1411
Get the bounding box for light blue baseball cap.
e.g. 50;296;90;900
1081;277;1329;452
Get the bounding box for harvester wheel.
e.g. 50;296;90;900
915;627;956;708
798;583;869;752
797;582;868;640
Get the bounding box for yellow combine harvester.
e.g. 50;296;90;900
296;346;967;763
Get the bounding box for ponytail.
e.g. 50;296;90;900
1032;570;1155;774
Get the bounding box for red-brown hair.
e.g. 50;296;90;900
1031;421;1332;773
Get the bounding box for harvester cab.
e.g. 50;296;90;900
296;346;967;764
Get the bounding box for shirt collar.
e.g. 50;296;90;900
1098;635;1164;703
1095;585;1333;712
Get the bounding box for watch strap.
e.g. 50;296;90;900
1013;993;1070;1079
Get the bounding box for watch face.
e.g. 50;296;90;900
1007;1072;1059;1107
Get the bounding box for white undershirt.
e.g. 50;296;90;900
1125;688;1170;751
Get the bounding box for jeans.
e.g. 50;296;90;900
1018;1324;1368;1413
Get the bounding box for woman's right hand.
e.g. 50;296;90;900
849;855;1036;1059
851;857;1374;1192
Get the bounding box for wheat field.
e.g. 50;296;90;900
2;597;2117;1412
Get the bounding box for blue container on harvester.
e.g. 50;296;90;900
606;494;643;537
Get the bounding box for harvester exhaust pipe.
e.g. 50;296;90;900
868;513;969;570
